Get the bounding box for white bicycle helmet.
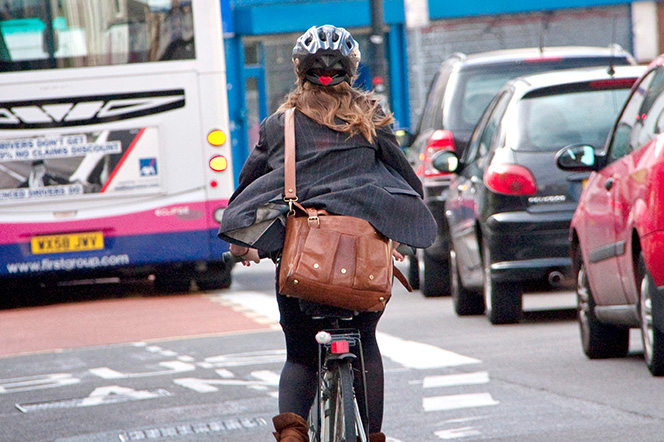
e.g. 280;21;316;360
292;25;361;86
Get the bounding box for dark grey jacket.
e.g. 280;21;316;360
218;110;437;253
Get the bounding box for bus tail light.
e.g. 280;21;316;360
207;129;227;146
484;164;537;195
209;155;228;172
420;130;456;180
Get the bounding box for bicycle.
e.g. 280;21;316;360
302;301;369;442
222;252;370;442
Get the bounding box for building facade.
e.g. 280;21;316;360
224;0;659;182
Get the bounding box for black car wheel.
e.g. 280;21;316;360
422;250;451;297
638;253;664;376
451;247;484;316
483;240;522;324
575;249;629;359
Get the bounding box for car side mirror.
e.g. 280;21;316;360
395;129;412;148
432;150;460;173
555;144;597;171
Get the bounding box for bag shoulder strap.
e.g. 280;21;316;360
283;108;297;201
393;266;413;292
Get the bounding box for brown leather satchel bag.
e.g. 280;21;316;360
278;108;412;312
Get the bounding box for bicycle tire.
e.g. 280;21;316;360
318;364;337;442
332;359;357;441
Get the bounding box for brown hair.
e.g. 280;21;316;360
278;78;394;143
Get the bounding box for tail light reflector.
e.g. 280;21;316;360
484;164;537;195
331;340;350;354
420;130;456;179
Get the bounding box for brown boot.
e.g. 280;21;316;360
358;433;386;442
272;412;309;442
368;433;386;442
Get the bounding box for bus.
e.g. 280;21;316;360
0;0;236;293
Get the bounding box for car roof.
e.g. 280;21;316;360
450;45;634;68
506;65;647;92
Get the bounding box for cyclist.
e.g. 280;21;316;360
218;24;436;442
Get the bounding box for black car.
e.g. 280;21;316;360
433;65;644;324
400;46;635;297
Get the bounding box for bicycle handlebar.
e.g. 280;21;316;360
221;251;245;265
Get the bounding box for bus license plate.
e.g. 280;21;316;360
31;232;104;254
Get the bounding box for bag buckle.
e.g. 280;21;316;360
308;215;320;227
285;197;298;216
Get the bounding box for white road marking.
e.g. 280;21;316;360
216;292;481;370
423;372;490;388
423;393;499;412
89;361;196;379
434;427;482;439
0;373;80;394
203;349;286;367
377;333;480;369
16;386;171;412
174;377;277;393
215;292;281;328
251;369;281;385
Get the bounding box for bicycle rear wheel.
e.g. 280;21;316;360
322;359;357;442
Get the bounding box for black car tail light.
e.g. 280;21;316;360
421;129;456;179
484;164;537;195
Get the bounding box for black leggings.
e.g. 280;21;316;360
276;292;384;433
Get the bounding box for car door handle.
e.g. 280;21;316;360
604;177;614;191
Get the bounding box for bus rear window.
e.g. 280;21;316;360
0;0;194;72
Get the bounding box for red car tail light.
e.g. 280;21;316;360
524;56;563;63
589;78;637;90
420;129;456;179
484;164;537;195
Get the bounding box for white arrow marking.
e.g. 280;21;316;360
79;385;168;407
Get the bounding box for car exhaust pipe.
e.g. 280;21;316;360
548;270;564;288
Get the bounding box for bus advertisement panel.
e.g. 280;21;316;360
0;0;236;292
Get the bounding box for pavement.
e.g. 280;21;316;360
0;293;272;358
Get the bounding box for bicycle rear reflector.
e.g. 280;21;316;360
331;340;350;354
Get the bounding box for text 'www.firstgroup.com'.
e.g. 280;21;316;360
6;255;130;274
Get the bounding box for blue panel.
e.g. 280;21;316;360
387;24;410;130
232;0;405;35
220;0;234;34
224;37;249;186
428;0;633;19
0;230;229;278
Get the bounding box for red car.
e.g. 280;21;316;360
557;54;664;376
